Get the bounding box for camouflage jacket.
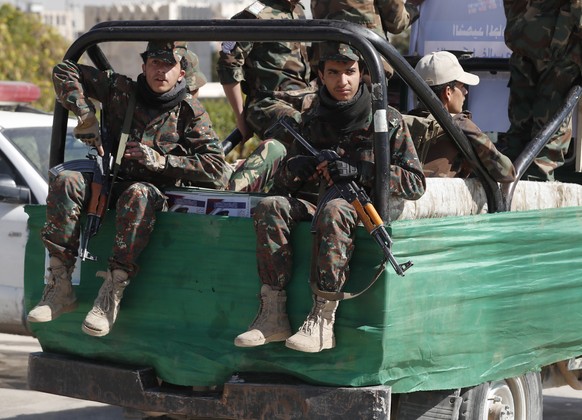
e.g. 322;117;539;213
216;0;310;97
275;89;426;201
53;60;230;190
311;0;420;36
504;0;582;62
409;110;516;182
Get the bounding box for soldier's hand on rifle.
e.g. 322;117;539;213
124;141;166;172
287;155;319;181
326;158;359;185
74;112;104;156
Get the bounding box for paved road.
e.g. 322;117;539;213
1;333;582;419
0;333;123;419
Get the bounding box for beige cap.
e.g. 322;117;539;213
415;51;479;86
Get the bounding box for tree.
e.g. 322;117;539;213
0;4;69;112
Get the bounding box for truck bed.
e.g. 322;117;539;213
24;179;582;394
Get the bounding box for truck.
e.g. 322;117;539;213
0;83;85;335
22;15;582;420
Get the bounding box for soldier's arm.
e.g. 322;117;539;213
162;100;232;190
217;39;254;141
376;0;420;34
387;110;426;200
454;113;516;183
222;82;253;141
52;60;117;116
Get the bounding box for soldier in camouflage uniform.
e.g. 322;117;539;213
234;42;426;353
27;41;230;337
218;0;315;193
503;0;582;181
410;51;516;182
310;0;425;78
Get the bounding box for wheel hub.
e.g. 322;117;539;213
488;395;514;420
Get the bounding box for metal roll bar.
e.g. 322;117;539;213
52;19;550;217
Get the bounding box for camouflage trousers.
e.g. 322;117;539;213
41;170;167;276
254;196;358;292
505;54;581;180
228;139;286;193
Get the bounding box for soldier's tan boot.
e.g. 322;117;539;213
82;269;129;337
285;296;339;353
234;284;292;347
27;256;77;322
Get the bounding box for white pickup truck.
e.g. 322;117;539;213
0;84;85;334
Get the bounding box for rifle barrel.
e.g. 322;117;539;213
279;118;320;157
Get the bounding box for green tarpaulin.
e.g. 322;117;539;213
24;205;582;393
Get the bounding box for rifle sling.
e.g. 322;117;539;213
106;89;137;209
309;256;387;301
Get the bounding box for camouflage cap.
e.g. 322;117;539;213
180;46;208;92
141;41;185;64
319;42;360;62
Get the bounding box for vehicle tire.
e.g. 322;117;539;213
459;372;542;420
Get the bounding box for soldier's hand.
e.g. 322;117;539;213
287;155;318;181
327;158;359;184
124;141;166;172
74;112;104;156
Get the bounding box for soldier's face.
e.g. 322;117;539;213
142;58;185;94
318;60;361;102
443;81;467;114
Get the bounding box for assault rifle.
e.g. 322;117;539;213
276;117;413;277
49;141;112;262
48;126;239;262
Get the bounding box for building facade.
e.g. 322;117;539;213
84;0;237;83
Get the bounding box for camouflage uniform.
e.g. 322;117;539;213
217;0;315;193
44;59;230;276
227;139;287;192
504;0;582;180
310;0;421;77
311;0;420;36
217;0;313;141
255;86;425;292
407;110;516;182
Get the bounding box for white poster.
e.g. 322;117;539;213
409;0;511;133
410;0;510;58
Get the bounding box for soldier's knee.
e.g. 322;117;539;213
117;182;164;209
262;139;287;160
253;196;289;221
318;199;357;225
49;170;86;192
